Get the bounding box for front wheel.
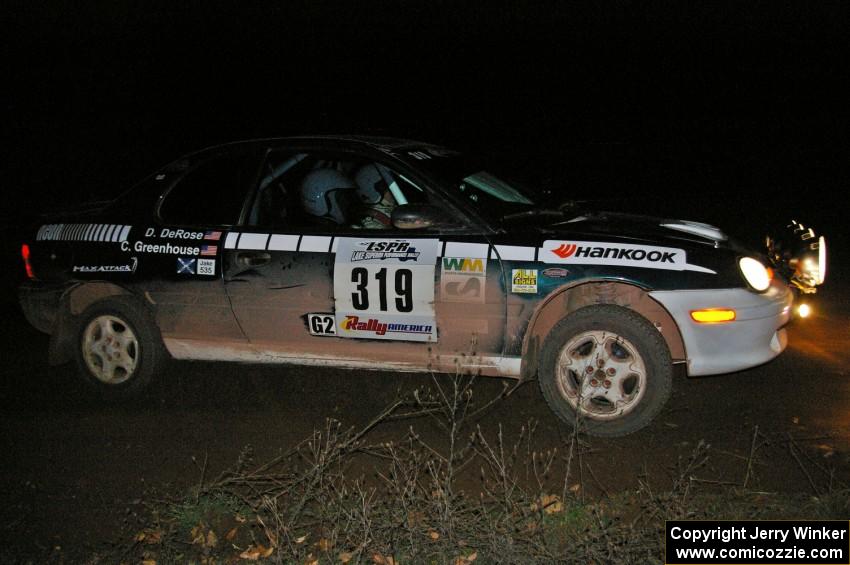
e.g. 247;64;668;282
74;296;164;399
538;305;672;437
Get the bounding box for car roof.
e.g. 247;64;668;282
192;135;444;158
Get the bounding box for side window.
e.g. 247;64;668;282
158;151;261;226
247;150;448;231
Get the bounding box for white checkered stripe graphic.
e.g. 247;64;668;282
36;224;132;243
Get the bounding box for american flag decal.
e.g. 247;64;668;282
200;245;218;256
204;231;222;241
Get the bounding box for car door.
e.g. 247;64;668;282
139;147;265;357
223;145;507;373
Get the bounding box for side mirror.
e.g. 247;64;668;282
391;204;450;230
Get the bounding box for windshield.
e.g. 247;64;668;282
396;148;542;221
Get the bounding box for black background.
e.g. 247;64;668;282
4;1;849;278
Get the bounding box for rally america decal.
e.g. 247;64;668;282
338;315;435;340
541;240;716;274
333;238;439;342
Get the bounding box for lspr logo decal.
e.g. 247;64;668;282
351;241;420;262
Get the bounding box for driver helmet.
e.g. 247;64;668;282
299;169;356;224
353;164;387;205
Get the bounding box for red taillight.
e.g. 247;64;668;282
21;244;35;280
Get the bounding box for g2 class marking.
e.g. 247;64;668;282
307;314;336;336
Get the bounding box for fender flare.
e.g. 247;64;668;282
519;279;686;379
48;281;139;366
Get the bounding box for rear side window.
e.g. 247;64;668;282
158;150;262;226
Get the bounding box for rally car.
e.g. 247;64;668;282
18;136;827;436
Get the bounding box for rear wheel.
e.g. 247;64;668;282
74;296;164;399
538;305;672;437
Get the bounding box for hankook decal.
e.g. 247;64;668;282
541;240;716;274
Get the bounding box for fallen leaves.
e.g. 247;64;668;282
134;528;163;545
454;551;478;564
239;543;274;560
316;537;333;552
530;494;564;514
372;553;397;565
190;524;219;549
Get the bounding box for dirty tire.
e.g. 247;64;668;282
74;296;164;399
539;304;672;437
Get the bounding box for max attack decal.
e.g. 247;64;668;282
441;257;486;303
73;257;138;273
542;240;716;273
511;269;538;293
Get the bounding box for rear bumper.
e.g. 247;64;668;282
649;281;793;376
18;281;65;334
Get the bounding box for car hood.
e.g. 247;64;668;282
540;209;746;252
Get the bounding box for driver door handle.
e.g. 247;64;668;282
237;251;271;267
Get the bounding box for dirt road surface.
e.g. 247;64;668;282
1;283;848;562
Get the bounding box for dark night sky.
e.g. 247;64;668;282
4;1;850;254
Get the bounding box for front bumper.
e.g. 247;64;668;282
649;281;793;376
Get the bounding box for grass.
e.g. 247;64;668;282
112;373;848;564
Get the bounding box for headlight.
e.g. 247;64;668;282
817;235;827;284
739;257;772;292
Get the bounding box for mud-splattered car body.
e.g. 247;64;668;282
18;136;827;435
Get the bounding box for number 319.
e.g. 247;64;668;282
351;267;413;312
